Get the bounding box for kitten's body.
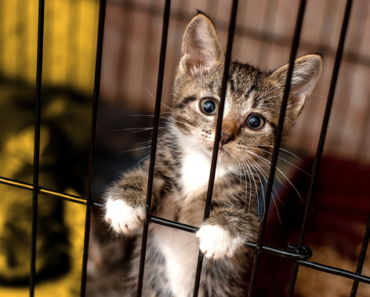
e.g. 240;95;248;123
106;137;257;297
104;12;322;297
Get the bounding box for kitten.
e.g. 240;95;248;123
103;12;322;297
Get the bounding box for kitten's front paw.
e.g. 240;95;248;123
104;197;146;235
196;225;244;260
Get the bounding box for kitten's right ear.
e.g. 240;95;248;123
180;12;224;76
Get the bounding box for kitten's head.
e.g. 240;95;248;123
171;12;322;168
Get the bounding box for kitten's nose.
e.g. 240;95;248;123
220;132;235;146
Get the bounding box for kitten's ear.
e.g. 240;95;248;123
270;54;323;113
180;12;224;75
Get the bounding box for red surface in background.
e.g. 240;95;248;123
253;157;370;297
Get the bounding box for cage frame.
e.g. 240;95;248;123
1;0;370;296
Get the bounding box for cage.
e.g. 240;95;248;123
0;0;370;296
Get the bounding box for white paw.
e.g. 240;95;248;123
195;225;244;260
104;197;146;235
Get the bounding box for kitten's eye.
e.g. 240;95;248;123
200;98;218;115
246;114;264;130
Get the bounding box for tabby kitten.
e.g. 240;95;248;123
104;12;322;297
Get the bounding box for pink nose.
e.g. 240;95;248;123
220;132;235;146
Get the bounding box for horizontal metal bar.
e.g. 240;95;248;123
0;176;87;205
149;215;311;261
297;260;370;285
0;174;314;262
0;176;33;190
40;188;86;205
4;175;370;287
150;216;198;233
248;243;311;261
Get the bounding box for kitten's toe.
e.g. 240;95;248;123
196;225;243;260
104;198;145;235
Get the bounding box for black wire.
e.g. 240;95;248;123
80;0;107;296
247;1;307;296
192;1;239;296
30;0;45;296
136;1;171;296
287;1;353;296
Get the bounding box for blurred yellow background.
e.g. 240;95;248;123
0;0;99;296
1;0;98;92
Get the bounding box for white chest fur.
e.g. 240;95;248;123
179;149;237;197
154;225;199;297
152;150;239;297
180;151;212;197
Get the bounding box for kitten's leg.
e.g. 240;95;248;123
104;169;161;235
196;206;259;260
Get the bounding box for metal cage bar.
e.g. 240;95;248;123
30;1;45;296
350;215;370;296
248;1;307;296
287;1;353;295
1;0;370;296
136;1;171;296
192;1;239;296
80;0;107;296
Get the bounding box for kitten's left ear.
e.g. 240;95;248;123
179;12;224;76
270;54;323;113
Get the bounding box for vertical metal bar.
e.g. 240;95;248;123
30;1;45;296
350;215;370;297
30;1;43;293
192;1;239;296
247;1;307;296
287;1;353;296
80;0;106;296
136;1;171;296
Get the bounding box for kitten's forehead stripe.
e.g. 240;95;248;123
174;95;197;109
246;85;257;101
229;79;235;92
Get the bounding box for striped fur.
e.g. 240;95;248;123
103;11;322;297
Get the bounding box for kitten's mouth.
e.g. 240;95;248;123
207;146;231;158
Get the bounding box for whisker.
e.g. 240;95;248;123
114;127;166;132
248;146;310;176
145;84;174;111
247;151;302;203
